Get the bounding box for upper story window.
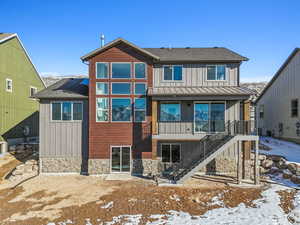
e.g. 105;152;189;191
111;98;131;122
96;98;109;122
134;63;146;79
160;103;181;121
111;83;131;95
207;65;226;81
134;83;146;95
163;65;183;81
96;63;108;79
112;63;131;79
291;99;298;117
134;98;146;122
259;105;264;119
96;82;108;95
30;86;37;97
6;78;12;92
52;102;83;121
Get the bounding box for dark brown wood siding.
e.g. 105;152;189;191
88;43;153;159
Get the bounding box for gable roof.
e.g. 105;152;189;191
0;33;46;88
255;48;300;104
81;38;160;61
81;38;248;63
33;78;88;99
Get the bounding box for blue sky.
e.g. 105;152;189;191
1;0;299;82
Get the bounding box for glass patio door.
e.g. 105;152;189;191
194;103;225;133
111;146;131;172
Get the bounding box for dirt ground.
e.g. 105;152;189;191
0;153;291;225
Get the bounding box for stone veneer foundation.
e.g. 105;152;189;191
40;157;82;173
88;159;110;174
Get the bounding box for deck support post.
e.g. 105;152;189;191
237;140;242;184
254;140;260;185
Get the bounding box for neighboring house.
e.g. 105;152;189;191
256;48;300;144
35;38;259;184
0;33;45;153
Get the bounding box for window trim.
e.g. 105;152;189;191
134;97;147;122
159;101;181;122
96;82;109;95
134;82;147;95
5;78;13;92
95;62;109;79
96;97;109;123
134;62;147;79
50;101;83;122
162;65;183;82
291;99;298;118
206;64;227;81
29;86;38;99
161;143;181;163
111;82;132;95
111;97;132;123
111;62;132;79
193;101;227;134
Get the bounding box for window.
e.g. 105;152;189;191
111;98;131;122
96;98;109;122
51;102;83;121
160;103;181;121
207;65;226;81
96;63;108;79
134;98;146;122
6;79;12;92
162;144;180;163
134;83;146;95
111;83;131;95
112;63;131;78
163;65;182;81
96;82;108;95
135;63;146;78
291;99;298;117
259;105;264;119
194;102;225;132
30;86;37;97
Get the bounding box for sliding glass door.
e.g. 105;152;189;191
111;146;131;172
194;102;225;133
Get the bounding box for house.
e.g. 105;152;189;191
0;33;45;153
256;48;300;144
34;38;259;184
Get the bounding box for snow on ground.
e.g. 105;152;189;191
48;184;295;225
260;137;300;164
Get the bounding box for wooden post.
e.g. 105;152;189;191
152;100;158;135
254;140;260;184
152;139;157;160
237;141;242;184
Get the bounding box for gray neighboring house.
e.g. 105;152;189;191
256;48;300;144
33;78;89;173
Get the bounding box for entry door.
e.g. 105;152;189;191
111;146;131;172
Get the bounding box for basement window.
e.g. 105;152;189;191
6;78;12;92
291;99;298;118
161;144;180;163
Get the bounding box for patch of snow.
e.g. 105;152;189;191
101;201;114;209
289;191;300;224
104;214;142;225
260;137;300;164
208;193;224;207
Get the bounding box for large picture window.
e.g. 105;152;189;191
160;103;181;121
161;144;180;163
194;102;225;132
111;83;131;95
207;65;226;81
163;65;182;81
96;63;108;79
96;98;109;122
134;63;146;78
51;102;83;121
134;98;146;122
111;98;131;122
112;63;131;78
96;82;108;95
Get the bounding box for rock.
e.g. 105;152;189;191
269;155;285;162
269;167;280;174
259;154;267;161
274;160;287;169
261;159;273;169
9;145;16;151
260;167;269;174
291;175;300;184
25;159;37;165
282;169;293;179
288;163;298;174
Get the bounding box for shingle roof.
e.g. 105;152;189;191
81;38;248;62
148;86;253;97
33;78;88;99
144;47;248;62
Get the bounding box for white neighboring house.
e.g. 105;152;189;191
256;48;300;144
